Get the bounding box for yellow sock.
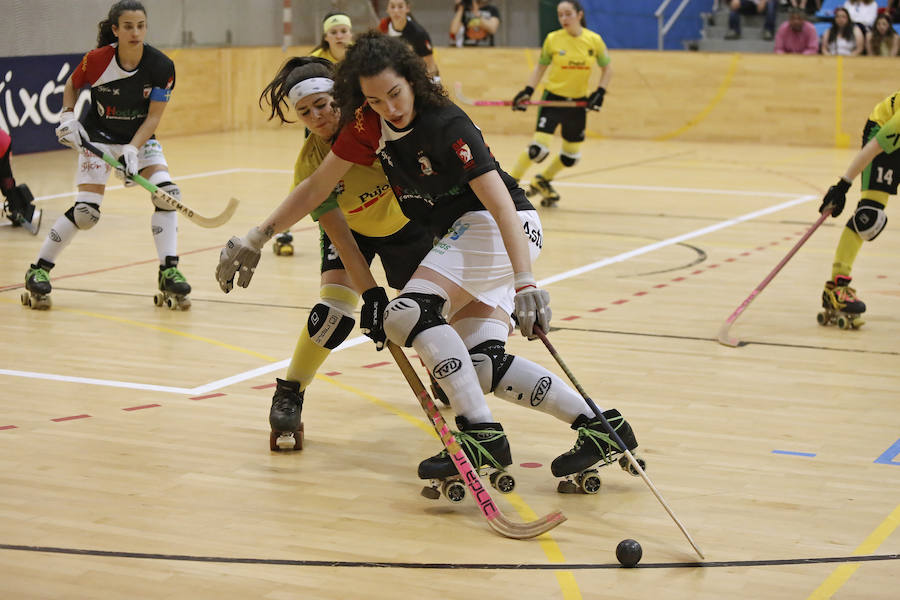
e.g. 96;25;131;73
285;284;359;391
831;226;863;280
509;150;532;181
541;155;564;181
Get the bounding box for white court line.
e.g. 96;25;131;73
553;180;805;198
5;178;815;396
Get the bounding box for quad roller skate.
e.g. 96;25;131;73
418;416;515;502
817;275;865;330
3;184;41;235
20;263;52;310
526;174;561;207
269;378;304;451
154;256;191;310
272;231;294;256
551;409;645;494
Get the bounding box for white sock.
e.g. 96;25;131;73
151;210;178;263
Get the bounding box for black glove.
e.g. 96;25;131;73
587;87;606;111
512;86;534;111
819;177;851;217
360;287;389;350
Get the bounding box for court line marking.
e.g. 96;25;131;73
1;193;815;394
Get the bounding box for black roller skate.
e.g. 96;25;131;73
817;275;865;330
269;378;304;451
272;231;294;256
551;409;645;494
20;262;52;310
526;174;561;207
3;184;41;234
154;256;191;310
418;416;515;502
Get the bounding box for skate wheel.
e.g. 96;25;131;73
20;291;30;307
837;315;849;330
490;471;516;494
852;317;865;329
816;312;827;326
578;471;602;494
153;292;165;307
269;423;304;452
556;479;579;494
420;486;441;500
178;298;191;311
619;455;646;476
442;480;466;503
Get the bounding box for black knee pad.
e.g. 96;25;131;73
65;202;101;230
847;199;887;241
528;142;550;163
559;152;580;167
383;293;447;347
469;339;514;393
308;302;355;350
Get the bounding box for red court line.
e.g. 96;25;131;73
52;414;91;422
122;404;160;411
633;291;648;297
653;284;668;288
561;315;580;321
0;425;17;431
325;371;341;376
252;383;276;390
589;307;606;312
190;393;226;401
672;277;686;282
362;361;390;369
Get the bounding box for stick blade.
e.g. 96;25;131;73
716;320;744;347
489;510;567;540
192;197;239;228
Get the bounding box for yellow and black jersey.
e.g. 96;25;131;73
539;28;610;99
868;90;900;155
294;133;408;239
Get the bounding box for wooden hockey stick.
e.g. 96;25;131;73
80;138;238;228
387;342;566;539
454;81;587;108
533;327;705;559
717;207;832;347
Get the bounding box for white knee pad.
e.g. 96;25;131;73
67;192;103;230
147;170;179;211
849;201;887;241
383;293;447;347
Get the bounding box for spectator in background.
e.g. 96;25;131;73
844;0;878;31
822;7;864;55
866;13;900;55
890;0;900;23
380;0;440;81
775;8;820;53
788;0;822;15
725;0;777;41
450;0;500;47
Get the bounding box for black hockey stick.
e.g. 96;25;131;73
79;138;238;228
533;326;704;559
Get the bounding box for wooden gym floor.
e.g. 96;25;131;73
1;130;898;599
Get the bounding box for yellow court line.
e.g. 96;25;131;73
833;56;851;148
654;53;741;142
806;502;900;599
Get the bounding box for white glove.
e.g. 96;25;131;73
55;111;87;149
116;144;139;179
513;272;551;339
216;227;270;293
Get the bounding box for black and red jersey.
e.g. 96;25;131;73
332;102;531;237
72;43;175;144
380;16;434;58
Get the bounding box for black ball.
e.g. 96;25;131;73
616;538;642;568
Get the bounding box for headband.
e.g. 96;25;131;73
288;77;334;106
323;14;351;33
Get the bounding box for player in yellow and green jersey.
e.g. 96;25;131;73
817;89;900;329
508;0;612;206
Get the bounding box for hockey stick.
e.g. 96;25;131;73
454;81;587;108
533;326;705;559
387;341;566;540
79;138;238;228
717;206;832;347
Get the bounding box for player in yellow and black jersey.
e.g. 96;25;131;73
816;89;900;328
509;0;611;206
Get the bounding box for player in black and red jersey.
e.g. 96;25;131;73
216;33;643;496
378;0;440;82
22;0;189;310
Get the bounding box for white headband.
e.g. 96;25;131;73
288;77;334;106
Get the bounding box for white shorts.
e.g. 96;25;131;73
75;138;168;187
420;209;543;316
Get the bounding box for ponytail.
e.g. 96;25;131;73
97;0;146;47
259;56;335;124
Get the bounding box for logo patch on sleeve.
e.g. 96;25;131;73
453;138;474;169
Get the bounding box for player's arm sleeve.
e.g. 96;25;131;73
294;137;341;221
595;37;611;68
446;114;499;182
539;36;553;65
149;57;176;102
332;116;379;166
874;111;900;154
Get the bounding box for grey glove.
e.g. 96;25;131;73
216;227;269;293
513;272;551;339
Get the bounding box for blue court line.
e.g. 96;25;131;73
772;450;817;457
874;438;900;466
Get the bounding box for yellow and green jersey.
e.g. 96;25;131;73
539;28;610;99
295;133;408;238
868;90;900;155
309;47;339;64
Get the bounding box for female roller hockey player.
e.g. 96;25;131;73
22;0;189;311
379;0;441;82
508;0;612;207
272;12;355;257
257;56;434;451
1;128;41;234
217;32;643;496
816;88;900;329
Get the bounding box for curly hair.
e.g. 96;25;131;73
333;31;449;133
259;56;335;124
